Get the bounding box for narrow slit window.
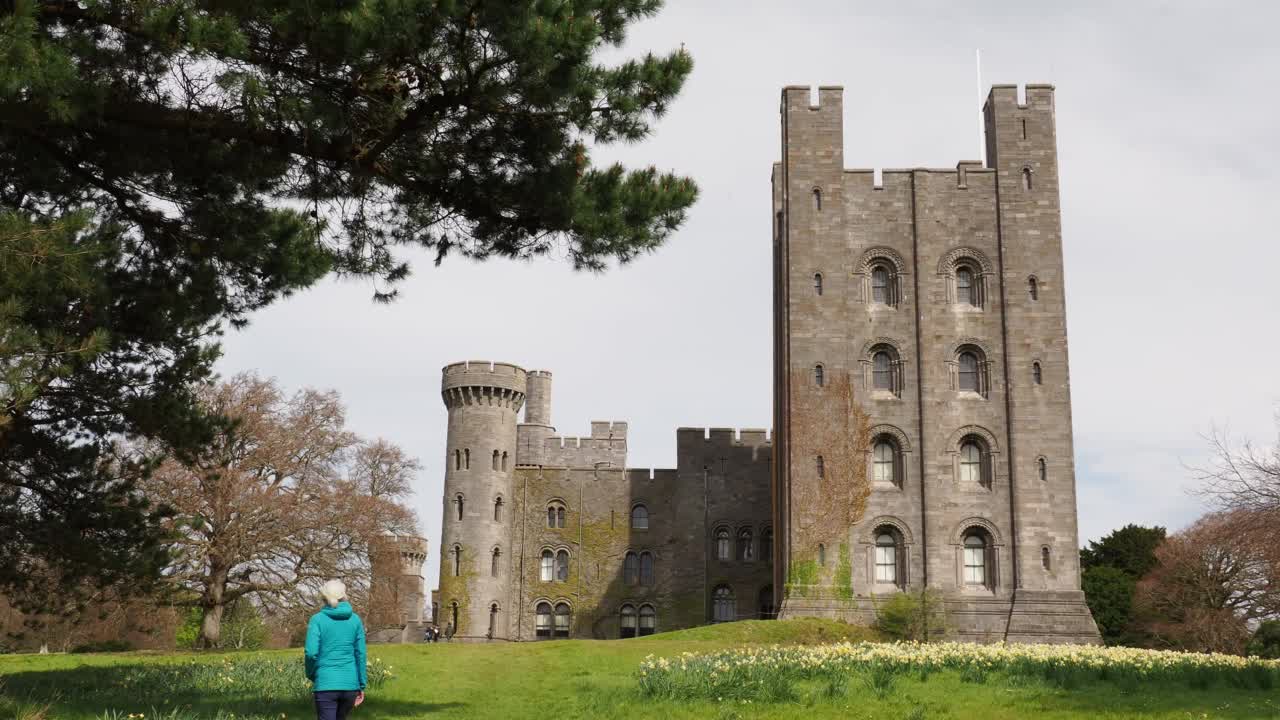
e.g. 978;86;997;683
1042;546;1051;571
1028;276;1039;301
1021;167;1033;191
814;273;823;296
814;364;825;387
491;547;500;577
492;449;499;471
501;451;508;471
1037;457;1047;482
813;188;822;211
452;546;462;577
494;497;503;522
816;455;825;479
1033;362;1043;386
464;448;470;469
818;543;826;566
456;494;464;521
1021;118;1027;140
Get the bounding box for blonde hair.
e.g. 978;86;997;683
320;579;347;608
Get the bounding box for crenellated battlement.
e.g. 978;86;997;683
441;360;527;410
543;420;629;468
624;468;679;485
677;427;773;446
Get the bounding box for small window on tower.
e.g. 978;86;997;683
1028;276;1039;301
814;364;825;387
814;273;823;296
813;188;822;211
1021;167;1033;191
1033;362;1043;386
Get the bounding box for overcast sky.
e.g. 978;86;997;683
218;0;1280;594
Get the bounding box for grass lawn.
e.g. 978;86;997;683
2;619;1278;719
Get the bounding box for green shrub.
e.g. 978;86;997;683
874;590;947;642
1247;620;1280;660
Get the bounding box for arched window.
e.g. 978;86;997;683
958;437;992;488
630;504;649;530
816;455;825;479
712;586;736;623
488;603;499;639
1037;457;1047;482
624;551;639;585
958;352;979;392
1028;276;1039;301
1021;167;1033;191
875;348;896;392
619;604;637;639
1041;546;1052;571
737;528;754;561
535;602;552;639
539;549;554;582
501;451;508;471
553;603;571;638
955;346;989;396
715;527;731;561
640;551;655;586
547;503;566;529
455;493;465;521
814;273;823;296
638;605;656;636
454;449;461;471
758;586;775;619
818;543;826;566
813;187;822;211
872;437;901;487
464;448;470;469
760;528;773;564
1033;361;1043;385
875;532;898;585
452;545;462;577
963;532;990;587
870;263;899;307
814;364;825;387
494;496;503;522
492;449;499;471
954;263;983;308
555;550;570;582
491;547;501;577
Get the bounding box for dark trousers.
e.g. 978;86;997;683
314;690;359;720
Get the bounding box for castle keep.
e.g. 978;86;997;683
431;84;1099;644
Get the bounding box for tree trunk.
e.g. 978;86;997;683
199;565;230;649
199;602;225;649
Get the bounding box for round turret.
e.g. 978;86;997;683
438;361;526;641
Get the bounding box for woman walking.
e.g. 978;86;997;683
305;580;368;720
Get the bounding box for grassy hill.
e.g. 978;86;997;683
2;620;1276;719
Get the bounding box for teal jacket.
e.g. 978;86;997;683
304;602;367;692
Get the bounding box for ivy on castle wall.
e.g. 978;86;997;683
785;369;871;603
510;468;708;639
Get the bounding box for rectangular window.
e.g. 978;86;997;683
964;547;986;585
540;554;553;582
874;545;897;583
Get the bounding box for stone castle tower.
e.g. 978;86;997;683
771;84;1098;642
438;361;527;637
368;534;429;642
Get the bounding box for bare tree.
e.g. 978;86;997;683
140;374;418;648
1194;416;1280;516
1134;511;1279;654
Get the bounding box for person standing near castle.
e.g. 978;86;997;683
305;580;368;720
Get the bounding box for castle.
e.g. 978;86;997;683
426;84;1100;644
